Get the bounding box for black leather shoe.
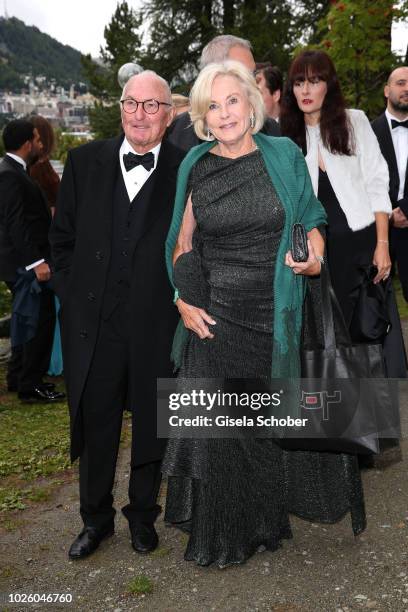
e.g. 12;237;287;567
68;526;114;560
38;382;56;392
8;381;56;393
130;523;158;554
18;387;66;403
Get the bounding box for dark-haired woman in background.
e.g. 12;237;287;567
29;115;60;217
281;50;392;327
28;115;63;376
280;51;406;475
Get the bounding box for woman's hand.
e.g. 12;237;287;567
285;239;322;276
372;242;392;284
173;193;196;265
176;298;216;339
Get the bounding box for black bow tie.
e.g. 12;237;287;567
123;151;155;172
391;119;408;129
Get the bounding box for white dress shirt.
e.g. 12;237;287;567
385;108;408;201
119;138;161;201
6;152;44;270
305;109;392;231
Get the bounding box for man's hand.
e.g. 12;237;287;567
391;207;408;228
34;262;51;282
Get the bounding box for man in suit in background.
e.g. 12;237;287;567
255;64;283;122
372;67;408;300
167;34;280;151
50;71;185;559
0;119;64;403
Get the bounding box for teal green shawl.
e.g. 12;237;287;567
165;132;327;378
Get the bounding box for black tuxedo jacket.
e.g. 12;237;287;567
49;136;185;463
371;113;408;216
0;155;51;282
166;110;280;151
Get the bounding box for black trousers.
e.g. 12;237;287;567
6;282;55;393
390;226;408;302
79;300;162;531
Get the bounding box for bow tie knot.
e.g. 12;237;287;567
123;151;155;172
391;119;408;129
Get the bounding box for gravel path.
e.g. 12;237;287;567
1;328;408;612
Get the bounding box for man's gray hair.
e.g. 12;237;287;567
121;70;172;104
199;35;252;69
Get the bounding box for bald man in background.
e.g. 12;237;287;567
372;67;408;301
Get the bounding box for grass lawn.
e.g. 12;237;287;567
394;278;408;319
0;365;131;529
0;282;12;318
0;365;72;521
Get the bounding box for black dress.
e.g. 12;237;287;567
318;168;376;326
163;152;366;568
318;168;406;378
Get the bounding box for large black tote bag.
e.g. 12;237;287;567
281;265;396;454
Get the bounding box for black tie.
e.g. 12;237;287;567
391;119;408;129
123;151;155;172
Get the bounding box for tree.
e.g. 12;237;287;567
290;0;332;46
317;0;407;118
138;0;217;89
81;1;143;138
140;0;296;88
232;0;294;69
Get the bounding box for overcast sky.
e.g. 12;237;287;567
3;0;408;58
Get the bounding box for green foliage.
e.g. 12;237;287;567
394;277;408;319
139;0;217;86
0;401;71;481
127;575;154;595
0;17;87;90
231;1;295;70
316;1;407;118
0;358;132;521
54;130;89;164
87;103;122;142
0;282;12;317
291;0;332;46
141;0;296;85
81;1;143;139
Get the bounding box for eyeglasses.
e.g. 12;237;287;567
120;98;172;114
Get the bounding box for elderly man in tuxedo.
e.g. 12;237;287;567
372;67;408;301
167;34;280;150
0;119;64;403
50;71;185;559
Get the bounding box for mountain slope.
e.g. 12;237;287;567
0;17;87;90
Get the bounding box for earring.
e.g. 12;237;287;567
207;128;212;140
249;113;255;129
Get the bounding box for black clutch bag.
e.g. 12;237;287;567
291;223;309;262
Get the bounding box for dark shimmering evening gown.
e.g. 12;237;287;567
163;150;365;568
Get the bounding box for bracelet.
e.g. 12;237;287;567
377;239;389;244
173;288;180;304
315;255;325;264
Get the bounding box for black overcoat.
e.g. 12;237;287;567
49;135;185;464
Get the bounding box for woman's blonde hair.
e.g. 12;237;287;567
190;60;266;141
